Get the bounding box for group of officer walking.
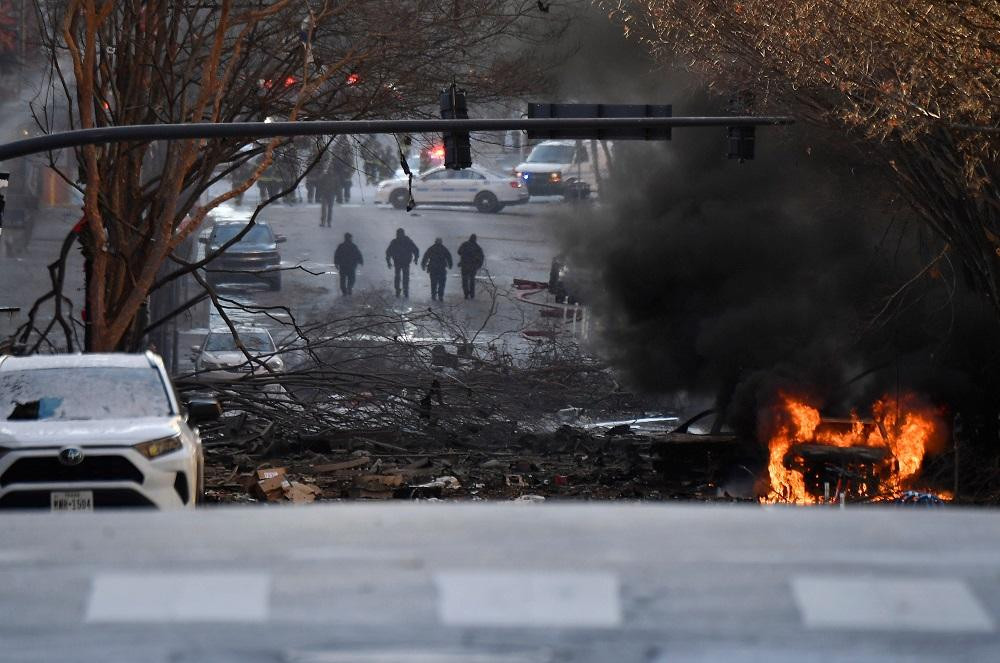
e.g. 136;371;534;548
333;229;485;301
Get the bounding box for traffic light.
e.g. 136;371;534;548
440;84;472;170
727;125;755;161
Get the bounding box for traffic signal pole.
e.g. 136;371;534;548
0;116;793;163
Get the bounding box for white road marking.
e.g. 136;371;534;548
792;575;994;632
0;549;41;564
288;652;547;663
288;546;422;563
435;570;621;628
85;572;270;623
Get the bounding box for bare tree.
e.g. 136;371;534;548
19;0;563;352
602;0;1000;313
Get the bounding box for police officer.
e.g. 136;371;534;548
457;233;485;299
332;137;352;203
385;228;420;298
421;237;453;302
334;232;363;296
316;166;338;227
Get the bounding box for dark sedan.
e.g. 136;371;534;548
200;221;286;290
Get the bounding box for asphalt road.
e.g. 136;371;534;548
1;503;999;662
0;179;577;359
184;182;575;362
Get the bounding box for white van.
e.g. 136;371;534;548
515;140;596;200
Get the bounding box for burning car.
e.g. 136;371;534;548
763;394;945;504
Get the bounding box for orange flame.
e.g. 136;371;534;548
762;393;941;504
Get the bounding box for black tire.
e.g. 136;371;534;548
195;456;205;506
389;188;409;210
474;191;501;213
562;180;591;202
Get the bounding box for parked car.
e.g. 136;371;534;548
200;220;286;290
375;166;529;213
0;352;220;510
190;327;284;381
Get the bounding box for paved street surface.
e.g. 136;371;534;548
0;180;578;363
1;504;999;662
181;184;575;368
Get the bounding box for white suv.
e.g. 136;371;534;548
0;352;219;510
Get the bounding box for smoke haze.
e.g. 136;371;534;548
549;4;1000;440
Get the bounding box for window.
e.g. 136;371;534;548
0;368;173;421
422;170;453;181
210;223;275;245
204;331;276;353
526;144;577;164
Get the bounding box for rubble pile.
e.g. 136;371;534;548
195;330;771;504
202;422;698;504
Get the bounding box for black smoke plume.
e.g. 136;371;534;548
558;106;1000;441
544;3;1000;487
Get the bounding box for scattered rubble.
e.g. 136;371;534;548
203;420;711;504
246;467;324;504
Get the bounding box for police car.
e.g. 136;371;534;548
375;166;529;213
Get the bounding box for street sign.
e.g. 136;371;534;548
526;104;673;140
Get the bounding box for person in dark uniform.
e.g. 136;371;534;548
332;137;352;203
334;232;363;295
316;167;338;227
385;228;420;298
457;233;485;299
549;254;566;303
420;237;453;302
305;139;329;204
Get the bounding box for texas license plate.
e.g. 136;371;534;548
50;490;94;512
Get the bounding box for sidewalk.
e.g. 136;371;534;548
0;205;85;343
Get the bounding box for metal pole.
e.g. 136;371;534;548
0;116;795;163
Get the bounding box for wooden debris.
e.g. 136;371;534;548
313;457;371;472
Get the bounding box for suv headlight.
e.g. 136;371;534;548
133;435;183;459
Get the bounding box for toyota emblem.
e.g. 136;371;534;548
58;447;85;466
